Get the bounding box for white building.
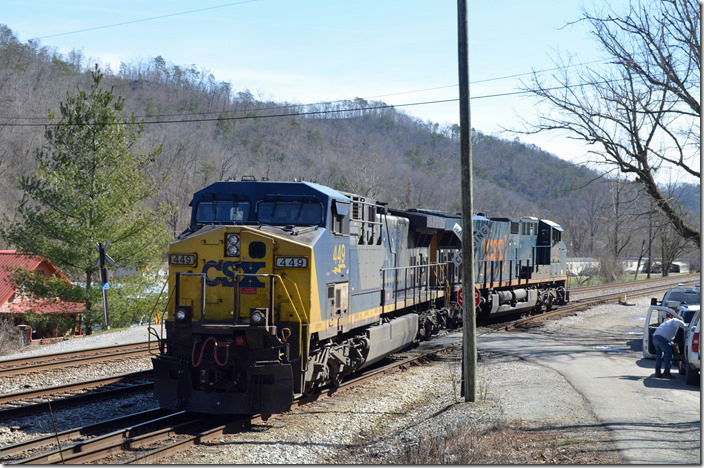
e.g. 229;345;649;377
565;257;599;276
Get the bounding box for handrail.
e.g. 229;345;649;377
281;273;308;322
435;263;452;305
272;273;305;356
380;261;453;309
146;274;174;355
380;261;451;274
233;272;306;354
167;270;307;360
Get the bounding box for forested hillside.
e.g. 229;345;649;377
0;26;698;265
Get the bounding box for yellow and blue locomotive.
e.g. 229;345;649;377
152;179;568;415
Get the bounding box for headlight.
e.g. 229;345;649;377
226;233;240;257
250;309;266;326
175;307;191;322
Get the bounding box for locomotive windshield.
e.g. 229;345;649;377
195;201;250;224
257;200;323;226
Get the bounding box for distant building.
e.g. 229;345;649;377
565;257;599;276
567;256;689;275
621;256;650;273
0;250;84;338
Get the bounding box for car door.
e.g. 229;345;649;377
643;305;681;359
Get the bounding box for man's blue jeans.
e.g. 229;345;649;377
653;334;673;373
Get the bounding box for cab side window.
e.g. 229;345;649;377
332;203;349;236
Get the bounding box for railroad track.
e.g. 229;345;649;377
4;349;453;464
0;342;155;377
0;408;173;461
502;278;699;331
568;273;698;295
2;275;698;462
0;371;154;419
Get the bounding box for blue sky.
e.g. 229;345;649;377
4;0;627;162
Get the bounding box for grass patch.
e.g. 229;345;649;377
381;421;621;465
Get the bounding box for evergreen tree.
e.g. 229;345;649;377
2;65;168;319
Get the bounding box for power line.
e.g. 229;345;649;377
0;98;453;127
362;59;607;99
0;79;621;128
30;0;259;41
6;59;611;122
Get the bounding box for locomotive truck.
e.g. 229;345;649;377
151;179;568;414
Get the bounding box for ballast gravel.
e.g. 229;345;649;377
0;292;662;463
159;324;622;464
0;325;153;361
0;325;158;452
0;392;158;450
0;357;153;396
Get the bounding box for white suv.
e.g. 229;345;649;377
678;309;700;385
656;284;700;310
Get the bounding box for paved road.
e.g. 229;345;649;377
478;301;700;464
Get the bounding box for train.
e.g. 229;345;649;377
151;179;568;415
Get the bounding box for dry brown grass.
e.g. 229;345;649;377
396;421;623;465
0;319;22;355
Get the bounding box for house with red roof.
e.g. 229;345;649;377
0;250;85;338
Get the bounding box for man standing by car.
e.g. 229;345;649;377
653;316;687;378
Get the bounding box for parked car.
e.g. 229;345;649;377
678;308;700;385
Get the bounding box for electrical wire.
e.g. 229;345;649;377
6;59;609;122
362;59;607;99
0;78;624;128
30;0;259;41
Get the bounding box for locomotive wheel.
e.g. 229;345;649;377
545;295;554;312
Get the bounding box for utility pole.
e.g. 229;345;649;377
457;0;477;402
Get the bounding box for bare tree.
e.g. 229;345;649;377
655;181;697;275
604;175;639;259
658;220;690;276
523;0;700;247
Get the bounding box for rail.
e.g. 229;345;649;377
7;346;454;464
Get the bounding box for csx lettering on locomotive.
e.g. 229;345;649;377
202;260;266;287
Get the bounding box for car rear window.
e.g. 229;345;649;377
682;310;697;324
666;291;700;305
